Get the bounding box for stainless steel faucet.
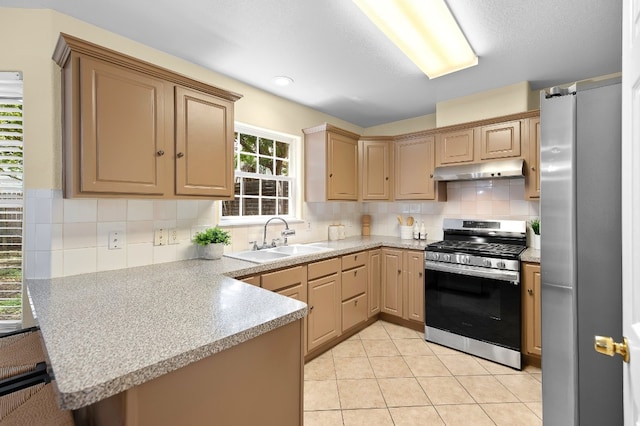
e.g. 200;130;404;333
259;217;296;249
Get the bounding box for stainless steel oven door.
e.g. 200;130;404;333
424;260;521;352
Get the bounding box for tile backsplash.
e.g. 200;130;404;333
25;178;538;278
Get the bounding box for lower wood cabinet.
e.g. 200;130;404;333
307;258;342;352
341;251;368;332
522;262;542;357
342;293;367;332
381;248;425;324
239;275;260;286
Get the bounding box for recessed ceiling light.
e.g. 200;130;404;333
352;0;478;79
272;76;294;87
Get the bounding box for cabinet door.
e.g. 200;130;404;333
479;120;522;160
360;140;392;200
403;250;425;323
394;136;437;200
381;248;403;317
435;129;474;165
327;132;358;200
308;273;342;351
78;56;166;195
523;263;542;357
368;249;381;318
175;87;234;197
525;117;541;199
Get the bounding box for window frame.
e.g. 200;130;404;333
219;122;301;226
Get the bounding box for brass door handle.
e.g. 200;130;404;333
594;335;629;363
177;152;185;158
156;150;165;156
528;288;533;295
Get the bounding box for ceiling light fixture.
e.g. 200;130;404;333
352;0;478;79
271;76;294;87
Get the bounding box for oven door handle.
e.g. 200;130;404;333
424;260;520;284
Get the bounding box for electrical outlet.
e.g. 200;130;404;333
168;228;179;245
154;229;168;246
108;231;123;250
306;221;312;232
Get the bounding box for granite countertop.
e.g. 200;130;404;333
521;248;541;264
26;235;538;410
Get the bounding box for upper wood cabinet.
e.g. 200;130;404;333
394;135;446;201
174;87;235;197
53;33;241;199
479;120;521;160
525;117;541;199
359;138;392;200
303;124;359;201
435;128;475;166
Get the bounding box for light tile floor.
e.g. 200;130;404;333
304;320;542;426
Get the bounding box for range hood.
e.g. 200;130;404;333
432;158;525;182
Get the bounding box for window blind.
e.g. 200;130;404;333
0;72;23;332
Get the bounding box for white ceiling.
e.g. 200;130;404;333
3;0;622;127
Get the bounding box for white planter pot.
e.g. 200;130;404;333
200;243;225;260
532;234;541;250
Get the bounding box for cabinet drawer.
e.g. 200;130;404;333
239;275;260;286
308;258;341;281
342;251;367;270
342;293;367;332
342;265;367;301
261;266;306;292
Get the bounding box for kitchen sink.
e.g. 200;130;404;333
225;243;333;264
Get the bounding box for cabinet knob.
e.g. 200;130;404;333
355;299;358;306
385;177;389;181
310;305;314;311
419;272;423;277
429;174;434;178
329;173;333;178
531;166;536;171
398;269;401;274
528;288;534;295
156;150;165;156
177;152;185;158
354;270;358;276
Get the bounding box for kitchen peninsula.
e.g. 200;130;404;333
27;260;307;425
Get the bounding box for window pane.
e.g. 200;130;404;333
278;199;289;215
278;181;289;197
243;198;259;216
262;180;276;196
262;198;276;216
259;157;273;175
239;134;257;153
275;159;288;176
244;178;260;196
259;138;274;156
222;198;240;216
240;154;256;173
276;141;289;159
234;177;241;195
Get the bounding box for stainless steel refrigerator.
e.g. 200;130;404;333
540;77;622;425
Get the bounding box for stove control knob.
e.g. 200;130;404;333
431;253;439;261
483;259;492;267
443;254;451;262
497;261;506;269
462;256;470;264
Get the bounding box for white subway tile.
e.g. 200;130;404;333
127;200;154;221
154;200;177;220
153;244;177;264
63;248;97;276
24;222;36;252
97;246;128;272
64;199;97;223
492;200;511;215
35;224;52;251
63;223;97;249
97;199;127;222
51;197;64;224
126;221;153;244
491;184;510;201
476;200;493;215
50;250;63;278
460;201;477;215
34;197;52;224
24;197;36;226
177;200;199;220
127;243;153;268
34;251;52;279
176;242;198;260
23;251;36;279
461;186;477;201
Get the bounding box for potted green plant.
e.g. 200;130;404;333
529;218;541;249
193;226;231;260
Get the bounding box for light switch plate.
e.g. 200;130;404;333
154;229;168;246
108;231;122;250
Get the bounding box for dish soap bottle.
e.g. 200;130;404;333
413;222;420;240
420;222;427;240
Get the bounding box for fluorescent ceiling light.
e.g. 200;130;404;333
352;0;478;79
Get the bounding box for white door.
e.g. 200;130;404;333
622;0;640;424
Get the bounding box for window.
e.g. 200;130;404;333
0;72;23;333
222;123;297;221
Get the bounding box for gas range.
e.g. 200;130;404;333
425;219;527;272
